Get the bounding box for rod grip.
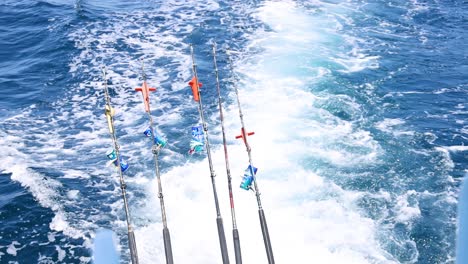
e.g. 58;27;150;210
259;209;275;264
217;217;230;264
163;227;174;264
128;230;140;264
233;228;242;264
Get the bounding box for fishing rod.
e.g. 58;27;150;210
212;43;242;264
135;61;174;264
188;44;230;264
226;51;275;264
101;67;139;264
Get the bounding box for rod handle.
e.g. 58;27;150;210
233;228;242;264
128;230;140;264
259;209;275;264
217;217;230;264
163;227;174;264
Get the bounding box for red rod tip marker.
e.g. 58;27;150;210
135;81;156;112
188;76;202;102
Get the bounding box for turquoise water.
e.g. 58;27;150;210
0;0;466;263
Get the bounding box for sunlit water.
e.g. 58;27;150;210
0;0;466;263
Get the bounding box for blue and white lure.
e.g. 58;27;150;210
143;127;167;148
106;149;129;172
240;165;257;191
189;125;204;154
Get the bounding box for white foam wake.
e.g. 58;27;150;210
135;1;394;263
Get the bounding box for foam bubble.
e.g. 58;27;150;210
6;241;23;257
67;190;80;200
376;118;405;132
394;191;421;224
443;145;468;152
55;245;66;261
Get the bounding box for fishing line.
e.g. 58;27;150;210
135;61;174;264
226;50;276;264
212;43;243;264
102;67;139;264
188;44;230;264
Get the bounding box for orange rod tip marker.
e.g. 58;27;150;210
188;76;202;102
135;81;156;112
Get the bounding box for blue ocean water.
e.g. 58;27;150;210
0;0;466;263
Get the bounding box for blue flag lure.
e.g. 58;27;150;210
189;125;204;154
240;165;257;191
143;127;167;148
106;149;129;172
